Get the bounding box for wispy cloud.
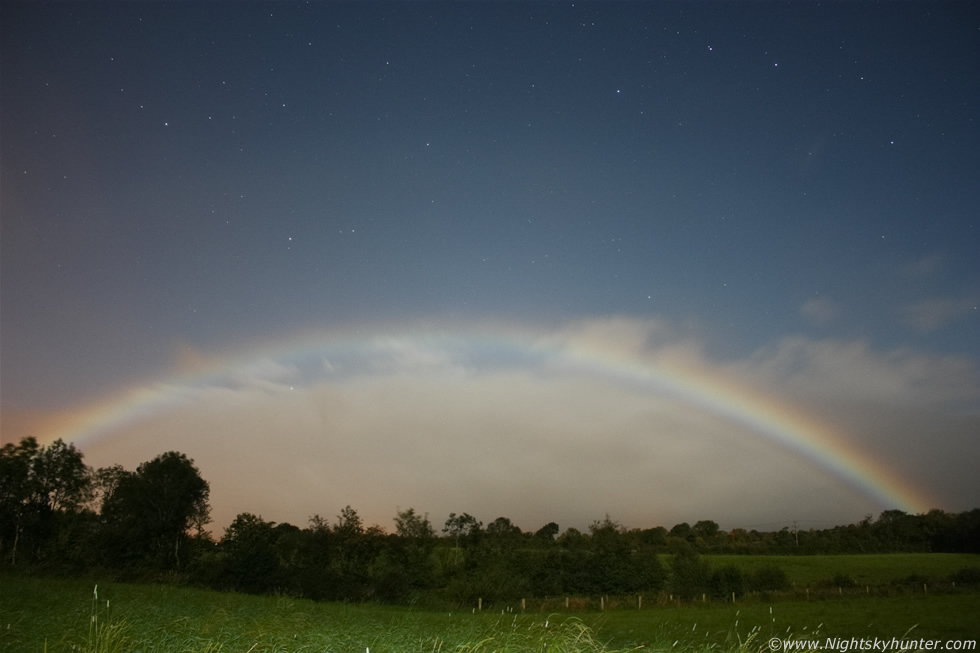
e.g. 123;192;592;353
905;253;944;277
800;297;839;325
729;336;980;409
900;296;978;332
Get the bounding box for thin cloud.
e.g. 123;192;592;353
729;336;980;409
900;296;978;333
800;297;839;325
905;253;944;277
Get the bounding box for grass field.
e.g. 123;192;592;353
2;574;978;652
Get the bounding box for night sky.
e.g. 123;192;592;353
2;2;978;534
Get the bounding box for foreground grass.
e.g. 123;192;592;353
2;575;978;652
594;595;980;648
7;576;618;653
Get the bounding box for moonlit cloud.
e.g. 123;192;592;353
900;296;978;333
800;297;839;325
74;318;978;535
905;253;945;277
727;336;980;408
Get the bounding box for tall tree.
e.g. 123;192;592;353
0;437;92;565
220;513;282;593
0;437;38;565
444;512;482;565
393;508;436;589
100;451;210;570
533;522;560;542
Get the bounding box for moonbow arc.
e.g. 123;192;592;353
48;328;932;515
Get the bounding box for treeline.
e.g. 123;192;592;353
2;437;978;604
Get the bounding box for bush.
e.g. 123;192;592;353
749;564;790;592
949;567;980;586
831;573;855;588
710;565;744;600
670;551;712;599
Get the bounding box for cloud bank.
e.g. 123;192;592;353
64;318;979;535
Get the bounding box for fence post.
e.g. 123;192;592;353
478;598;482;612
638;595;642;609
600;596;605;611
521;598;526;611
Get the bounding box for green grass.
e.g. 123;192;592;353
1;576;624;652
699;553;980;587
2;574;978;652
591;595;980;648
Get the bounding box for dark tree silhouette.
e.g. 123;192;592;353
100;451;210;570
0;437;92;566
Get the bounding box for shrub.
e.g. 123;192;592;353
670;551;712;599
831;573;855;588
949;567;980;586
749;564;790;592
710;564;744;600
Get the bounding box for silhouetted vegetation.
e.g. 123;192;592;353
2;437;978;604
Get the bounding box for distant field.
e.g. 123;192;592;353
698;553;980;586
2;574;978;652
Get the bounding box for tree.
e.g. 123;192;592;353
395;507;434;539
692;520;721;545
0;437;38;565
486;516;521;538
668;522;694;544
444;512;482;564
534;522;560;542
589;515;623;538
334;505;364;538
328;506;376;598
92;464;127;512
219;513;282;593
100;451;210;570
0;437;93;565
393;507;436;589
